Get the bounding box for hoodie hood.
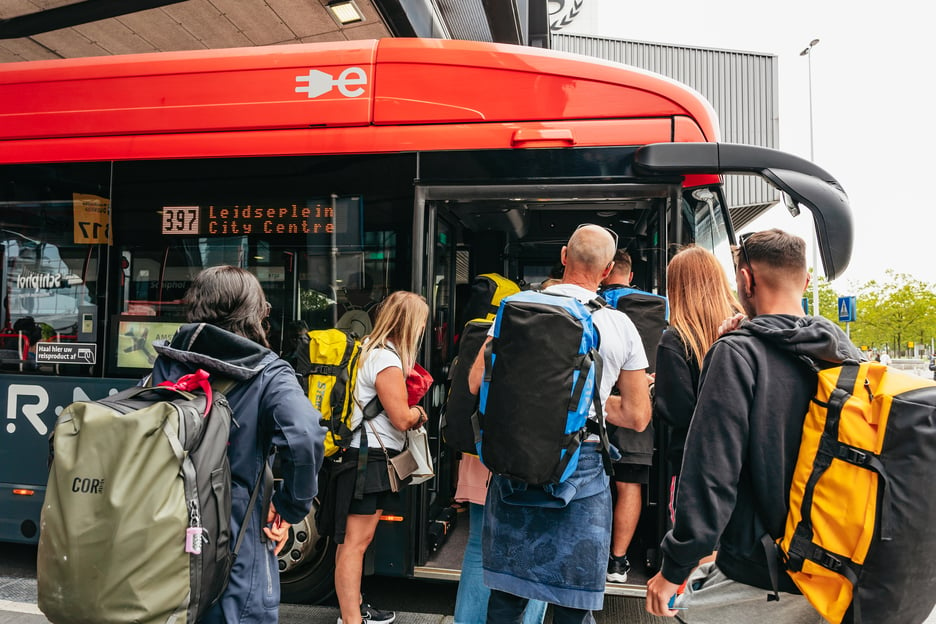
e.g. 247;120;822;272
738;314;863;369
153;322;278;381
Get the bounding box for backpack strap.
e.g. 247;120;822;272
586;297;614;478
235;449;275;554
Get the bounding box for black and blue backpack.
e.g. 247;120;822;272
600;284;668;373
478;290;611;485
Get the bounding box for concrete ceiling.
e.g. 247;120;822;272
0;0;394;64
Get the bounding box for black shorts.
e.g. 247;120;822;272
612;462;650;484
348;488;395;515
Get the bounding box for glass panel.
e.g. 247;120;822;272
110;155;416;374
684;186;734;282
0;163;110;375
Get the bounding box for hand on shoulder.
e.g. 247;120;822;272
718;313;746;337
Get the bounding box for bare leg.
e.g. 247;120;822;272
335;511;382;624
611;481;642;557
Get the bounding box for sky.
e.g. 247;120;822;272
558;0;936;291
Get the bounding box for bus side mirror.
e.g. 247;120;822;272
760;168;851;280
634;143;853;280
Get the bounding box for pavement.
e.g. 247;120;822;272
0;575;669;624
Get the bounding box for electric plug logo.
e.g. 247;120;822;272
295;67;367;99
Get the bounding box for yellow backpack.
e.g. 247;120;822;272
295;328;379;457
771;361;936;624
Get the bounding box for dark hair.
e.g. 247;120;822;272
740;229;807;273
184;266;270;348
13;316;42;345
611;249;633;276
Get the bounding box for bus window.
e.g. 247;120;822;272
0;163;109;375
685;186;735;281
109;155;415;373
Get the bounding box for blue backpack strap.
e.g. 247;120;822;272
584;296;614;478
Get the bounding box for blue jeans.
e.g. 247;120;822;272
454;503;547;624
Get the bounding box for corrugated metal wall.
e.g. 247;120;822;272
553;33;779;225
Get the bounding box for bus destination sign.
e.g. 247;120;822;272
162;204;337;236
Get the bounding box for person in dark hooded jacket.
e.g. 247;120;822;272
151;265;324;624
646;229;863;622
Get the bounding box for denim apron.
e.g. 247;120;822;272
481;444;612;611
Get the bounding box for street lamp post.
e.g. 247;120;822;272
800;38;820;316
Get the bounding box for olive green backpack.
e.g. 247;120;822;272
37;369;269;624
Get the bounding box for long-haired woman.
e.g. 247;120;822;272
333;290;429;624
655;245;742;520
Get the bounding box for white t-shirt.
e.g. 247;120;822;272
350;342;407;451
487;284;648;422
546;283;649;420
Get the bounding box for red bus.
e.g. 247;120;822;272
0;38;851;601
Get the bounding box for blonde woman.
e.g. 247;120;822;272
655;245;742;517
334;291;429;624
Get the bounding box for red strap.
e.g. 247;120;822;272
158;368;213;416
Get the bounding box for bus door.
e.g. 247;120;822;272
411;181;681;586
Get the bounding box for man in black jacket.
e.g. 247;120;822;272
646;229;862;622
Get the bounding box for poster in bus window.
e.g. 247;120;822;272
73;193;112;245
115;318;183;370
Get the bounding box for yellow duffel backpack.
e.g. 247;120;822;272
767;361;936;624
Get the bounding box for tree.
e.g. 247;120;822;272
806;275;841;323
846;271;936;357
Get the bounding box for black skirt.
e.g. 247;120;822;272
315;447;402;544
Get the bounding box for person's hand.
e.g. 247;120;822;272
409;405;428;430
645;571;682;617
263;503;290;555
718;313;746;337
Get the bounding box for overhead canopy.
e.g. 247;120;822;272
0;0;548;63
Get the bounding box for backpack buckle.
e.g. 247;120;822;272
812;548;843;572
837;445;869;466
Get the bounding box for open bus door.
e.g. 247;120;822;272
410;181;681;593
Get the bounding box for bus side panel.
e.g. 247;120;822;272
0;375;135;543
1;118;698;165
373;39;718;140
373;63;692;125
0;45;377;141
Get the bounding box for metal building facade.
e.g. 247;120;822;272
553;33;779;226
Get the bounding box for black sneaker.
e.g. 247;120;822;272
607;553;631;583
360;600;395;624
336;601;395;624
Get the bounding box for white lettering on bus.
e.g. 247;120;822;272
295;67;367;99
16;271;62;289
4;385;120;437
6;385;49;436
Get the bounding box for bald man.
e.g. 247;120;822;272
469;224;651;624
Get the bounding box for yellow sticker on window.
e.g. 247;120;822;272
73;193;111;244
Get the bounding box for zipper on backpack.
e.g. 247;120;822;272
185;499;207;554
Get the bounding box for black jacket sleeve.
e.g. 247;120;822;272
659;338;754;585
653;331;697;433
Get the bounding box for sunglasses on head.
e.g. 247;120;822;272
737;232;756;287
